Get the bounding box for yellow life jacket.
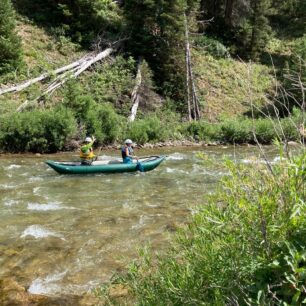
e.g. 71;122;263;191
80;147;95;160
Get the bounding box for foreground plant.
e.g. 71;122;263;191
97;149;306;305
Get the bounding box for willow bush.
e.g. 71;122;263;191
97;148;306;305
0;107;76;153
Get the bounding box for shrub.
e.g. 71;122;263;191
220;119;253;143
0;0;23;73
278;117;300;141
254;119;276;144
98;151;306;305
127;116;165;145
195;36;230;58
85;103;123;144
181;120;220;141
0;107;76;153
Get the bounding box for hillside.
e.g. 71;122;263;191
0;0;305;153
1;18;276;120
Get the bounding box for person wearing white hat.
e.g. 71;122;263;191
80;136;96;165
121;139;138;164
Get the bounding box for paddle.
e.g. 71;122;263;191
137;155;160;160
135;156;161;172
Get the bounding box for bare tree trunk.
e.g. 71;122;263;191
185;13;201;120
128;57;143;122
16;48;113;112
0;54;91;95
184;13;192;122
225;0;235;27
43;48;113;96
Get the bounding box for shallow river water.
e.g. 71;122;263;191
0;146;280;297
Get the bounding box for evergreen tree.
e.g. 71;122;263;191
124;0;199;106
249;0;271;60
0;0;22;73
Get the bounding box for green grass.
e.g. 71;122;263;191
193;49;275;121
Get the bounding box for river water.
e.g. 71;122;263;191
0;146;280;298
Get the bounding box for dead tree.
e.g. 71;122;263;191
128;57;143;122
184;13;201;121
3;48;114;112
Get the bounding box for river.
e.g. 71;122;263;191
0;145;280;299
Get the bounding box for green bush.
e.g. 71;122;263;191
219;119;253;143
254;119;276;144
85;103;123;144
195;36;230;58
127;116;165;145
98;151;306;305
0;0;23;73
181;120;220;141
278;117;300;141
0;107;76;153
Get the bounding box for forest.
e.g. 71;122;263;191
0;0;305;152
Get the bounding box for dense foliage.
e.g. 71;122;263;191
98;148;306;305
12;0;122;45
123;0;199;105
0;107;76;152
0;0;22;73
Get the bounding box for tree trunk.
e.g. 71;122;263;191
184;13;201;121
184;13;192;122
225;0;235;27
128;57;143;122
16;48;113;112
0;54;91;95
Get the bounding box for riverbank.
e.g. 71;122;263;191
97;148;306;305
0;110;304;154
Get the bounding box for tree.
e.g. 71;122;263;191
249;0;271;60
123;0;199;109
0;0;22;73
13;0;122;46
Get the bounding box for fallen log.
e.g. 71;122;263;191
0;54;91;95
16;48;114;112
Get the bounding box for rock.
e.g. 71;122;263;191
287;141;301;147
0;278;48;306
0;278;91;306
79;292;102;306
194;135;200;143
64;140;80;151
35;153;41;156
109;284;129;298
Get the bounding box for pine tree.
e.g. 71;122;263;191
124;0;199;106
0;0;22;73
249;0;271;60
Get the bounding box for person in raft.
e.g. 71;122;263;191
121;139;138;164
80;136;96;165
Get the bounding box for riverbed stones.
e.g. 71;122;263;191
0;278;48;306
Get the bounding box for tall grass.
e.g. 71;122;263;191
97;146;306;305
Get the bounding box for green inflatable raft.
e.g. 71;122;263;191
46;156;166;175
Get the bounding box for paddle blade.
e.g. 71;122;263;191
136;161;144;172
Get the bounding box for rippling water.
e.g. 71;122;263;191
0;146;280;297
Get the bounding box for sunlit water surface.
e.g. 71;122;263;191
0;146;281;297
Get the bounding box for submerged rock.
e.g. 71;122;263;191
0;278;48;306
0;278;101;306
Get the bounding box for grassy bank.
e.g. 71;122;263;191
97;147;306;305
